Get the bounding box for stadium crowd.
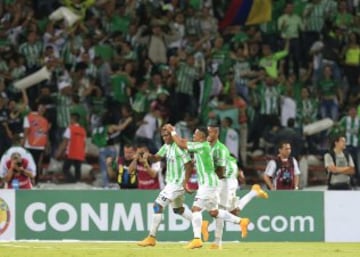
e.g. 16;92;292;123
0;0;359;189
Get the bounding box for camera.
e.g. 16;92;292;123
16;161;22;167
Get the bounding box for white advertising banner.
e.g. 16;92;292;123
325;191;360;242
0;189;15;241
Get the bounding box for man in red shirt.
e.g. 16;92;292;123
129;144;162;190
56;113;87;182
0;142;36;189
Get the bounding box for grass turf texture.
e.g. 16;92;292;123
1;242;360;257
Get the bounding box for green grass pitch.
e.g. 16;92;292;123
1;242;360;257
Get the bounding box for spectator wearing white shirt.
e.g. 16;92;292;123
134;106;161;154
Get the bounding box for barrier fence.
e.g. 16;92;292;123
0;190;359;242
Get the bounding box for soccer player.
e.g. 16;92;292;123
137;128;194;247
207;125;268;249
163;124;250;249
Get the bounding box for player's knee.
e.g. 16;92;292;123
153;203;163;213
172;207;184;215
191;206;202;212
209;210;218;217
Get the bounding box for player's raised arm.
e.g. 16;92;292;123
164;124;188;149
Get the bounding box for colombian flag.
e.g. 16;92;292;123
219;0;272;29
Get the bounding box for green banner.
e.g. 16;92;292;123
15;190;324;241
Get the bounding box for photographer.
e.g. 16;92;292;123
263;140;301;190
105;144;138;189
129;144;162;190
0;150;36;189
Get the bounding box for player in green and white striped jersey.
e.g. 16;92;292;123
207;125;269;250
164;124;250;249
137;128;194;247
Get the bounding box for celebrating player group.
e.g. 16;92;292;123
137;123;268;249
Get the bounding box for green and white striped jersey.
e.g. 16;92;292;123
296;98;318;126
257;83;281;115
339;116;360;147
303;2;327;32
61;41;77;68
18;41;43;68
211;140;238;179
225;155;239;179
211;140;229;170
55;94;72;128
187;141;218;187
157;143;191;185
175;62;198;96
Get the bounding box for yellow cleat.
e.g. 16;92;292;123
137;236;156;247
252;184;269;199
209;243;222;250
184;238;203;249
240;218;250;238
201;220;209;242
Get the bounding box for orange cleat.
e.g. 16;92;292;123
252;184;269;199
240;218;250;238
184;238;203;249
209;243;222;250
137;236;156;247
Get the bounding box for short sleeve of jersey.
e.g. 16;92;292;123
156;144;168;158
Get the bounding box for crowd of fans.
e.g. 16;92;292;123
0;0;360;189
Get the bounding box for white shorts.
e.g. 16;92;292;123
218;178;239;211
155;183;185;209
193;186;219;211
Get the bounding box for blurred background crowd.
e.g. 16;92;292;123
0;0;359;189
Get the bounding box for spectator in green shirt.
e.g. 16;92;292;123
278;2;304;78
259;40;289;79
317;65;342;121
